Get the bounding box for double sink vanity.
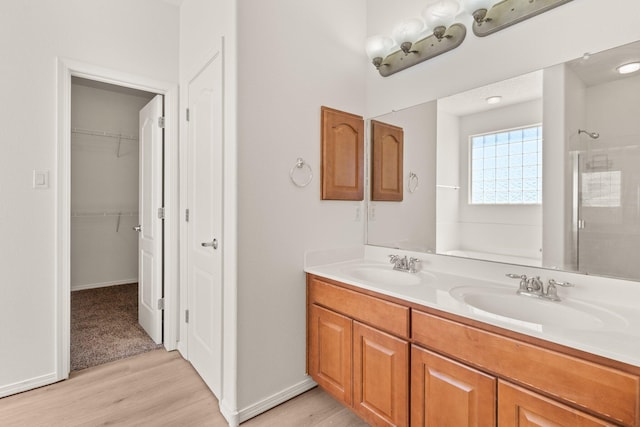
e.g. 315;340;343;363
305;246;640;426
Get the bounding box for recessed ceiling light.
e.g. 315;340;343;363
486;96;502;105
617;62;640;74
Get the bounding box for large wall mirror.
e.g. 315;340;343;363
367;39;640;282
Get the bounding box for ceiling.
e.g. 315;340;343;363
437;70;543;117
567;40;640;87
437;40;640;117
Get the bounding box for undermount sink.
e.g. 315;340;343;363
344;265;434;286
449;286;627;330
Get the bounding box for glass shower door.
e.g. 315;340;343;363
577;148;640;280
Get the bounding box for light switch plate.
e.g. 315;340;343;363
33;170;49;189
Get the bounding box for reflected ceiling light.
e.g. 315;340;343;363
617;62;640;75
486;96;502;104
366;0;466;77
466;0;573;37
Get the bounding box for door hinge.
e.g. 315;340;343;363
158;116;165;128
186;108;190;122
158;207;165;220
185;208;190;222
157;298;165;310
185;309;190;323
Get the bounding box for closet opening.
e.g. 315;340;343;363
70;77;165;371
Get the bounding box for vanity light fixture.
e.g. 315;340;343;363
486;95;502;104
466;0;573;37
366;0;466;77
617;62;640;75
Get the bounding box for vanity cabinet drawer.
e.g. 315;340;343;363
308;275;410;339
412;309;640;426
498;380;614;426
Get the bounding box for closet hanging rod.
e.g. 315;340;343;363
71;127;138;142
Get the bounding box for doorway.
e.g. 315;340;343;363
69;77;163;370
56;58;179;380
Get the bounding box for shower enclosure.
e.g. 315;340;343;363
572;144;640;280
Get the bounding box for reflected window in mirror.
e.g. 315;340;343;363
470;124;542;205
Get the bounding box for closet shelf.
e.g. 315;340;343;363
71;127;138;142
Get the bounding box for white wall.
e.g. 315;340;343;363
236;0;367;414
368;101;437;251
436;110;461;252
70;79;154;290
0;0;178;397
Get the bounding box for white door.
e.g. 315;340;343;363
187;53;223;397
137;95;164;344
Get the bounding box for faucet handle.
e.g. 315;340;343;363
408;257;421;273
545;282;562;301
506;273;528;291
388;254;399;264
549;279;574;287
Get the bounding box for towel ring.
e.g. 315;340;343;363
408;172;419;193
290;157;313;188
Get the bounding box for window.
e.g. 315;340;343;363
470;125;542;205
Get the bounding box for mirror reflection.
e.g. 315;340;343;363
367;39;640;282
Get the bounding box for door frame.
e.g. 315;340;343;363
56;58;179;379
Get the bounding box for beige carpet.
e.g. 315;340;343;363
71;283;163;371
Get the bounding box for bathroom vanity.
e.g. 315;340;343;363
305;248;640;426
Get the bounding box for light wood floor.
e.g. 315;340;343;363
0;349;368;426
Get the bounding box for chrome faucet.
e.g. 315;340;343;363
506;274;574;301
389;255;420;273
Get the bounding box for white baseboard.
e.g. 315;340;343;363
71;278;137;291
219;398;239;427
236;377;317;424
0;372;59;398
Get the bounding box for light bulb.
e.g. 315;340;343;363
462;0;495;14
365;35;394;68
392;18;425;54
422;0;461;39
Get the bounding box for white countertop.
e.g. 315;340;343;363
304;246;640;368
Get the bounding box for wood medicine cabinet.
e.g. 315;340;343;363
371;120;403;201
321;106;364;200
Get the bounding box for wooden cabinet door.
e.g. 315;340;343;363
411;345;496;427
371;120;404;201
498;381;613;427
353;321;409;427
321;106;364;200
308;304;352;406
